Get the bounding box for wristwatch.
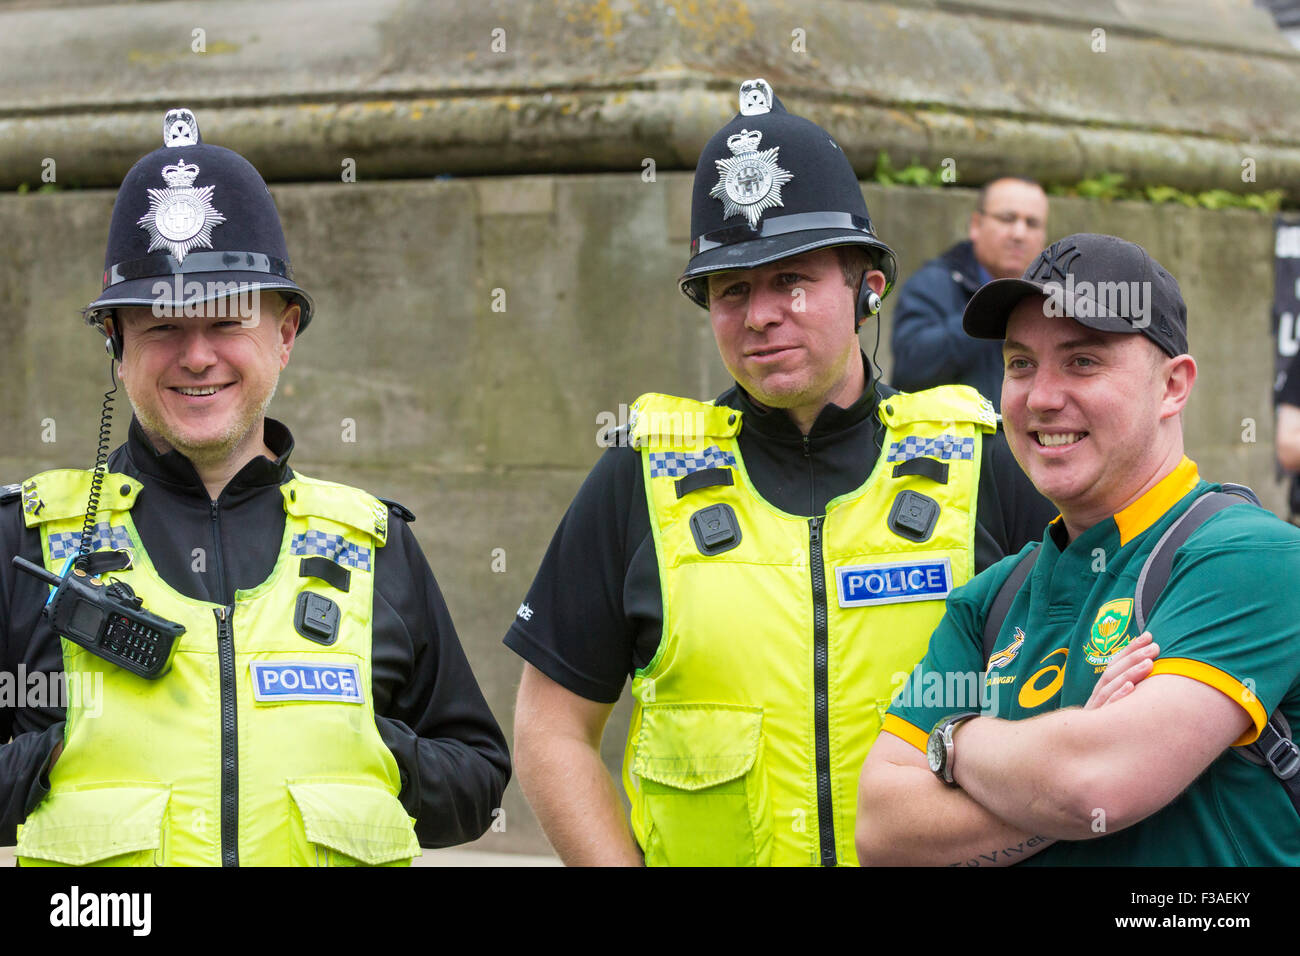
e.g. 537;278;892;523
927;713;980;786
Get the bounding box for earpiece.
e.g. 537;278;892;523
102;316;123;361
855;274;882;330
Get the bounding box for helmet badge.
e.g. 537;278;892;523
162;108;200;147
709;128;794;229
138;160;227;262
137;109;225;262
738;78;773;116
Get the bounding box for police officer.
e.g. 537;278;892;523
0;109;509;865
506;80;1053;866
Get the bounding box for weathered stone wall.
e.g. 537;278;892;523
0;175;1280;853
1;0;1298;197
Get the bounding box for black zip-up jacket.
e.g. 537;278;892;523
0;417;510;851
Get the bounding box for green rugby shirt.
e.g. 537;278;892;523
885;458;1300;865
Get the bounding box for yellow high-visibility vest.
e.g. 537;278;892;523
623;386;996;865
16;468;419;866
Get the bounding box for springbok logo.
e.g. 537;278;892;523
1084;598;1134;667
987;626;1025;670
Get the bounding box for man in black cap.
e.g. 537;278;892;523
0;108;509;865
506;79;1052;866
858;233;1300;866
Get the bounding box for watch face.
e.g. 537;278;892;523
927;732;944;773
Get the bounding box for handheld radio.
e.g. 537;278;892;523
13;555;184;679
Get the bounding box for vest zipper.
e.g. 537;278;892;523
808;515;836;866
214;605;239;867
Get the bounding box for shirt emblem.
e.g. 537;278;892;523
1084;598;1134;669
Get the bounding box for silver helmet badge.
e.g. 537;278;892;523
709;128;794;229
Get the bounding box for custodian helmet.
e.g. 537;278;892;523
84;108;314;346
679;79;896;313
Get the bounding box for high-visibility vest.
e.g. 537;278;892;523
15;468;419;866
622;386;996;866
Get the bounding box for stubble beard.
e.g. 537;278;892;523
128;375;279;468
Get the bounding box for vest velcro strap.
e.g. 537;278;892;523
20;470;141;528
283;476;388;547
892;457;949;484
878;385;997;433
630;393;741;448
675;468;734;498
300;556;351;593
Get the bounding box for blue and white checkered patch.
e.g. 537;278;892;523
290;531;371;571
885;435;974;463
647;444;737;478
48;524;131;561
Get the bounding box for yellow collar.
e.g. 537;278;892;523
1113;457;1200;546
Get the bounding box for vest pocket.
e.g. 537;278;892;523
16;786;170;866
287;781;420;866
632;703;772;866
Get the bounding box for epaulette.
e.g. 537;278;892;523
379;498;416;523
602;423;632;448
0;483;20;506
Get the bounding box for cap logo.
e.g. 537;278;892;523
710;128;794;229
1028;242;1081;282
137;159;227;262
738;78;773;116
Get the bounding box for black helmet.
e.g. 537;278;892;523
84;108;314;334
679;79;896;309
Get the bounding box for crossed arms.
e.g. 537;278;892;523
856;633;1254;865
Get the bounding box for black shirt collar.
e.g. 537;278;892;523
123;416;294;497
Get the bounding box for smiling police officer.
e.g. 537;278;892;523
0;109;509;865
507;80;1053;866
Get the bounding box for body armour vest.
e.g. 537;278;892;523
15;468;420;867
622;386;996;866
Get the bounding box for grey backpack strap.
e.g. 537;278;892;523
1130;484;1300;816
982;547;1038;667
1133;486;1259;632
1241;712;1300;816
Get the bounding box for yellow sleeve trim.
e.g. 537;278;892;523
882;714;929;754
1149;657;1269;746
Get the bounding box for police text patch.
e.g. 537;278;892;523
836;558;952;608
250;661;363;704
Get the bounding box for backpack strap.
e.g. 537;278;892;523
1243;712;1300;816
1133;485;1259;632
1129;484;1300;815
982;546;1039;667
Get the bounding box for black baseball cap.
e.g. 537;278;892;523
678;79;896;308
962;233;1188;357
